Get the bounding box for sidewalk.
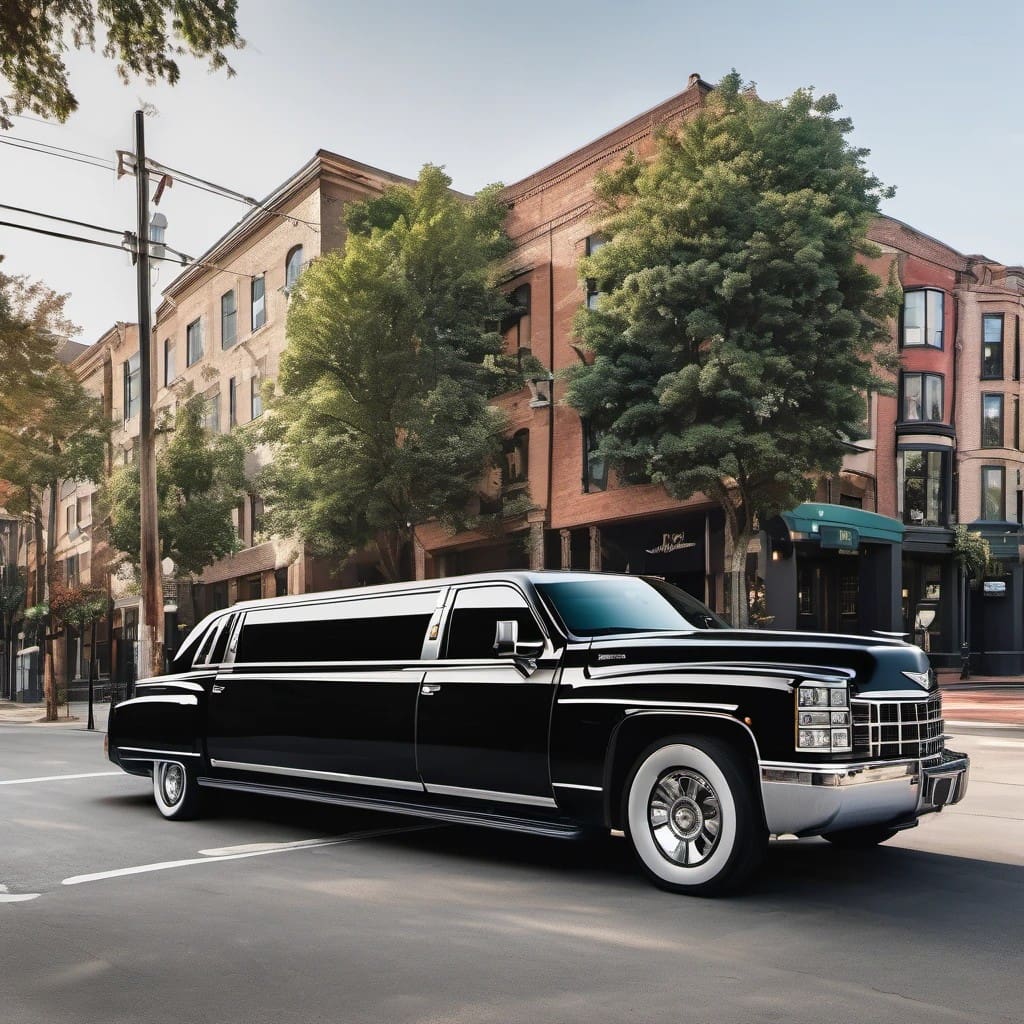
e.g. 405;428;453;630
0;699;110;731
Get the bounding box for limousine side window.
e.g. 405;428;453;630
207;613;238;664
443;585;544;660
235;592;439;663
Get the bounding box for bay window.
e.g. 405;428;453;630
899;449;948;527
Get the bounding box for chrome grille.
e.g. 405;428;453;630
852;691;945;760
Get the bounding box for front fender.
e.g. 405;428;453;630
107;690;205;771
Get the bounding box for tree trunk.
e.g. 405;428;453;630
727;526;753;630
43;480;58;722
374;529;407;583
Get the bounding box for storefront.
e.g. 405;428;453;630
967;521;1024;675
761;504;904;637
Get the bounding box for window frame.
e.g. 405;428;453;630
229;376;239;428
982;313;1005;380
186;318;203;367
221;289;237;350
250;374;263;419
982;393;1004;449
900;288;945;349
900;371;944;423
203;390;220;434
982;465;1005;521
441;583;547;661
899;448;949;527
163;338;175;386
123;351;141;422
285;245;304;292
251;274;266;332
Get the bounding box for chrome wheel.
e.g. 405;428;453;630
161;763;185;807
648;769;721;867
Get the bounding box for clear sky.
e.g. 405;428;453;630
2;0;1023;346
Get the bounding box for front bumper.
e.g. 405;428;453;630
759;748;969;837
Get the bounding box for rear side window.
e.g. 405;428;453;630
235;592;438;663
208;613;238;664
444;586;544;660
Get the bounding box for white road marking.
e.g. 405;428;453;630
0;883;40;903
62;823;438;887
198;836;348;857
0;771;122;786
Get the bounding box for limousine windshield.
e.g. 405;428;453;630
535;576;727;636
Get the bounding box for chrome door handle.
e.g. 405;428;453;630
420;684;441;696
212;684;225;694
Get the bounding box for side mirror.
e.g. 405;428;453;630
494;620;545;660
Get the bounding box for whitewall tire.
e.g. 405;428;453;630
624;736;765;896
153;760;201;820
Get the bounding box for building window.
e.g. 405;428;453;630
163;338;175;386
251;274;266;332
582;419;608;492
203;390;220;434
585;235;608;310
66;504;75;536
900;450;947;527
501;284;532;366
65;554;79;587
982;394;1004;448
250;374;263;419
982;465;1005;520
901;289;944;348
186;318;203;366
285;245;304;292
229;376;239;428
234;501;246;542
76;495;90;526
123;352;140;421
221;290;237;349
251;495;265;539
983;314;1004;379
503;430;529;488
901;372;943;422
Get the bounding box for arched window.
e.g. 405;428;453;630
285;245;304;291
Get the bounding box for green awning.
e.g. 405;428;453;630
781;503;905;546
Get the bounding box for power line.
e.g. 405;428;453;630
5;133;113;166
0;220;129;253
0;136;114;172
0;203;125;237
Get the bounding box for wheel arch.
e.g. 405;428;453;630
604;711;765;831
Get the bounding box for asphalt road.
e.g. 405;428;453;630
1;724;1021;1024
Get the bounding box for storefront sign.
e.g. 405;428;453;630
820;525;859;551
645;532;697;555
983;580;1007;596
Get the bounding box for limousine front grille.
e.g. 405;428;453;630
851;692;945;760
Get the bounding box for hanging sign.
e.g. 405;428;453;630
645;532;697;555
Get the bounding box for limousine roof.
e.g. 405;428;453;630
226;570;624;613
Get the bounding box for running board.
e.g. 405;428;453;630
196;776;585;840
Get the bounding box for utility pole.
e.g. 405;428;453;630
133;109;163;681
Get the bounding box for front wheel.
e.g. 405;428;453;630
153;760;201;820
624;736;765;896
823;825;898;848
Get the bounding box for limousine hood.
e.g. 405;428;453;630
584;629;931;696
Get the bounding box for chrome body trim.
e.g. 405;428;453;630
114;694;198;710
119;747;201;759
559;698;739;712
552;782;603;792
209;759;424;792
423;783;557;808
759;752;969;836
136;681;205;694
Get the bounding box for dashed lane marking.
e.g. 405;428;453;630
62;823;438;887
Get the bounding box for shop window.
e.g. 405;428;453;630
839;570;858;617
983;314;1004;379
982;465;1005;520
582;418;608;492
901;289;944;348
982;394;1003;448
900;450;947;526
901;372;943;422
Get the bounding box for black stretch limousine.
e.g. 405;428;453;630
107;571;969;895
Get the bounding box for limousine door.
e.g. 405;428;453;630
416;584;557;805
206;591;440;792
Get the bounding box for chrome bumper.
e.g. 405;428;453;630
759;749;969;837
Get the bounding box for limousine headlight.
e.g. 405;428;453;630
796;683;852;753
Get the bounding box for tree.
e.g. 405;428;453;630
49;579;106;727
102;391;247;583
260;164;518;582
566;72;899;626
0;0;244;128
0;269;108;719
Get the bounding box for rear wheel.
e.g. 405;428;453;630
624;736;765;896
823;825;897;848
153;760;201;820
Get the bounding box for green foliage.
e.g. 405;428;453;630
0;0;244;128
952;525;993;582
102;392;247;577
565;72;899;624
260;164;516;581
0;565;27;618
